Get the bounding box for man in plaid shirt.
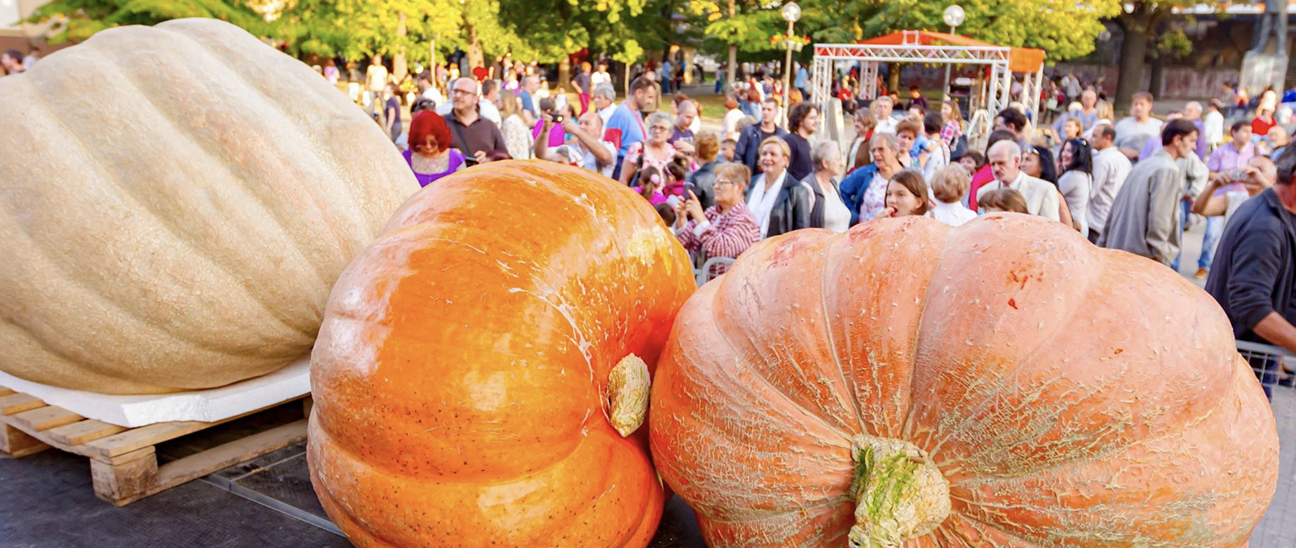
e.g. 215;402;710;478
675;163;762;277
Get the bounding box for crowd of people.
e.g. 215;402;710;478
347;55;1296;391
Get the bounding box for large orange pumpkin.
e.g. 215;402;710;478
308;161;696;547
650;214;1278;547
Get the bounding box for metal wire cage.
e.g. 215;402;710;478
1238;339;1296;546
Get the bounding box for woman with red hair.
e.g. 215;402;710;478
403;110;465;187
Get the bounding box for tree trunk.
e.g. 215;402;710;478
558;56;572;90
1148;54;1164;100
1114;17;1150;115
465;23;484;70
888;62;900;95
726;0;736;90
393;12;408;82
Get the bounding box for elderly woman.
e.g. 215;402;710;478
747;137;813;238
619;112;678;186
839;132;905;224
803;141;851;232
403;111;466;187
675;162;762;275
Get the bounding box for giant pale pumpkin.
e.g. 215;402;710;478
650;215;1278;547
0;19;417;394
308;161;695;547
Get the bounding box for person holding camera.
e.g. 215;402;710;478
1194;155;1276;228
674;163;762;276
531;98;570;149
534;107;617;178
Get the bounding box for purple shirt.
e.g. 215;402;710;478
532;121;565;147
1138;120;1209;162
1206;141;1256;173
403;149;465;187
1207;142;1255;197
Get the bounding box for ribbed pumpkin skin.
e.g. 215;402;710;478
0;19;417;394
650;215;1278;547
307;161;695;548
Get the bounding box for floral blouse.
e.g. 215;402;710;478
502;114;533;160
858;171;889;222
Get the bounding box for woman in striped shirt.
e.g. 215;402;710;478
675;162;762;274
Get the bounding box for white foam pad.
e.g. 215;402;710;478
0;357;311;428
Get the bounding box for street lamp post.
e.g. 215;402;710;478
942;5;965;100
781;2;800;127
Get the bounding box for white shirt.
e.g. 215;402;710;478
436;99;502;126
921;137;949;184
748;171;787;237
421;87;445;105
591;71;611;87
599;103;618;127
1204;111;1225;147
931;200;978;227
1113;116;1164;153
723;108;747;141
1057;170;1092;237
977;171;1061;221
820;185;851;233
1089;146;1132;232
578;140;617;178
875;116;899;135
1224;190;1251;227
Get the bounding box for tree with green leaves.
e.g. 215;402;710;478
860;0;1122;62
1112;1;1227;113
29;0;270;44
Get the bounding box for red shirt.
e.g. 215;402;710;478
968;164;995;211
1252;116;1277;137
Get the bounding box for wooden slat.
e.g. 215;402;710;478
84;421;207;459
0;386;15;397
1;422;50;457
0;393;45;416
12;406;83;432
99;420;308;506
46;420;128;447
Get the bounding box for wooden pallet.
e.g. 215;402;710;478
0;385;309;506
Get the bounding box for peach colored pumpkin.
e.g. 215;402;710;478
308;161;695;547
0;19;416;394
650;214;1278;547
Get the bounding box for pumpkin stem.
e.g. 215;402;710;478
608;354;650;437
846;434;951;548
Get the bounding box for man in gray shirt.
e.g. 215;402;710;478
1114;92;1164;161
1099;119;1199;266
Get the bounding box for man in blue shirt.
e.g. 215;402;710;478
519;75;540;124
660;59;673;94
606;76;659;180
794;64;809;97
